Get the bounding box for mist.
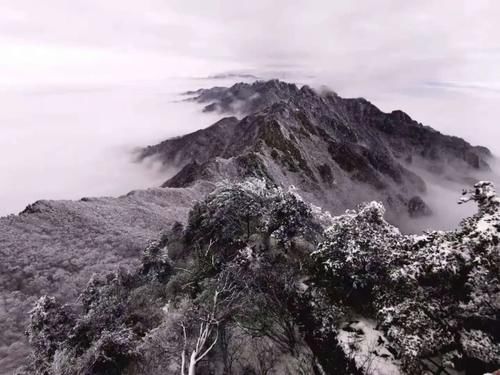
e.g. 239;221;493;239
1;0;499;220
0;81;226;216
400;161;500;233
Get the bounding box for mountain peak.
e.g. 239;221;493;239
142;80;492;225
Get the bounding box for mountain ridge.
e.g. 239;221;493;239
140;79;492;222
0;79;497;374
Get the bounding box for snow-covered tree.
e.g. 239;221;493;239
311;201;408;311
26;296;75;375
311;181;500;373
186;178;320;256
185;179;270;249
24;179;499;375
141;234;172;282
265;188;318;248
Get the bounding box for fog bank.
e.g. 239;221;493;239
0;80;225;216
1;0;499;219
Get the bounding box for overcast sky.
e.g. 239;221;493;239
0;0;499;214
1;1;499;86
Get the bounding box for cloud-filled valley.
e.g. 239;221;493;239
0;2;499;374
1;0;500;218
0;81;225;216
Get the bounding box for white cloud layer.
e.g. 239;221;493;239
0;0;499;215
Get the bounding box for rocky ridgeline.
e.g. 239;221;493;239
0;80;495;374
141;79;492;221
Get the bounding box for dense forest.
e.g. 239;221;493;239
19;179;499;375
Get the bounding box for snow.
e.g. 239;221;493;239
337;318;401;375
315;182;499;373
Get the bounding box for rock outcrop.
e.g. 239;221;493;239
141;79;491;221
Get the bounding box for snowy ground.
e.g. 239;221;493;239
337;318;401;375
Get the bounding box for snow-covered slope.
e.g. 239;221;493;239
0;182;214;375
18;179;500;375
1;80;498;375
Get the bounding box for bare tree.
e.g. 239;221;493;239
179;272;244;375
180;319;218;375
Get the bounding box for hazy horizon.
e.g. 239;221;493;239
1;0;499;216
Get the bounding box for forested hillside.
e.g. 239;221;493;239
19;179;499;375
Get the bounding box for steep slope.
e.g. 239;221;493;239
183;79;491;172
0;182;214;375
141;80;492;222
20;180;500;375
1;79;495;374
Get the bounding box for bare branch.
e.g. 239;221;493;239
181;322;188;375
196;326;219;363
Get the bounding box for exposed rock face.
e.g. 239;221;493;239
407;196;432;218
141;79;491;221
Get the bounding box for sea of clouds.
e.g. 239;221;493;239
1;0;499;219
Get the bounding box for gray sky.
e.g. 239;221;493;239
1;1;499;144
2;1;499;87
0;0;499;215
1;2;498;83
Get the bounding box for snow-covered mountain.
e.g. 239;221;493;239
19;179;500;375
1;80;498;375
141;80;492;224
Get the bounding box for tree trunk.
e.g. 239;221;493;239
188;351;197;375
